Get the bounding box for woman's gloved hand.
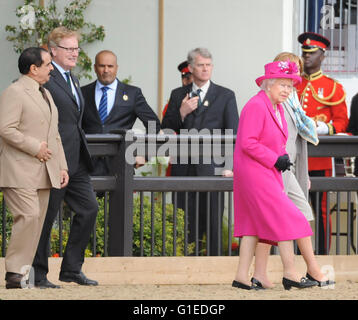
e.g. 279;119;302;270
274;154;293;172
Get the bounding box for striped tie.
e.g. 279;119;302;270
99;86;109;123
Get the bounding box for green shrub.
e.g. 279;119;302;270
132;194;195;256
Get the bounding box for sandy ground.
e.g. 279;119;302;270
0;281;357;300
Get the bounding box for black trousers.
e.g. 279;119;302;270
33;161;98;281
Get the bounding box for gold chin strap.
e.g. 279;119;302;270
302;47;321;53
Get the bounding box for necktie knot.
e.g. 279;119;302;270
101;86;109;93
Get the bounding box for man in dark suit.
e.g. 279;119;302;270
32;26;99;288
161;48;239;255
81;50;161;175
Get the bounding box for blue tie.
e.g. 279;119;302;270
99;86;109;123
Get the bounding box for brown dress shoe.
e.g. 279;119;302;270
5;272;24;289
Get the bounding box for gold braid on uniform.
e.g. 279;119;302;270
309;81;346;106
326;123;335;135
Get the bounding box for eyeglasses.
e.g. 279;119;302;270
57;45;81;53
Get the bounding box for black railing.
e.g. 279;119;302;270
1;134;358;257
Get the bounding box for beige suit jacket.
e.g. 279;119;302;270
0;75;67;189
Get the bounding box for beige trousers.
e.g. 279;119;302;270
3;188;50;274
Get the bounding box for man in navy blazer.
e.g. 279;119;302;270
32;27;99;288
81;50;161;175
161;48;239;255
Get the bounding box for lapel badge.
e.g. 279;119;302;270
203;100;209;107
123;94;128;101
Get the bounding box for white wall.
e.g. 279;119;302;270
0;0;292;123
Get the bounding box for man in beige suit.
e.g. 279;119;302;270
0;47;68;289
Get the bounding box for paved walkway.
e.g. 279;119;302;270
0;281;356;300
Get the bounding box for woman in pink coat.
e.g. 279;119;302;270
232;61;317;290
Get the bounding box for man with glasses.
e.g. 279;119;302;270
32;26;99;288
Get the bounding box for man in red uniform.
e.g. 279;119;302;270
162;61;193;117
163;61;193;176
296;32;349;254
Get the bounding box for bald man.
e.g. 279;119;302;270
81;50;161;175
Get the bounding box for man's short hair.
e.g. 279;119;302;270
94;50;117;65
47;26;80;51
18;47;48;75
187;48;212;67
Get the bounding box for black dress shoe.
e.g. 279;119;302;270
282;277;318;290
5;272;24;289
306;273;335;287
35;278;61;289
59;271;98;286
232;280;255;290
251;277;266;290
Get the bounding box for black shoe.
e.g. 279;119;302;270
306;273;335;287
5;272;24;289
35;278;61;289
251;277;266;290
282;277;318;290
59;271;98;286
232;280;255;290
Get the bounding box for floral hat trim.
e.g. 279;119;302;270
255;60;302;87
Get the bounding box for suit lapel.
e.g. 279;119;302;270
51;66;79;110
194;81;215;117
20;77;51;124
88;81;102;123
72;74;84;113
109;80;125;118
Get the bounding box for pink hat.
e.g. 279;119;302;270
255;60;302;87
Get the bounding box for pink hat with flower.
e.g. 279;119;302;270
255;60;302;87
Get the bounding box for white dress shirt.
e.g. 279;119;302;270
192;80;210;102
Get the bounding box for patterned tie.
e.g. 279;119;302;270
99;86;109;123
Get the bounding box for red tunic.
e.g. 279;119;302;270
296;70;348;171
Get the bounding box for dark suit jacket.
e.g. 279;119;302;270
44;65;93;176
81;79;160;175
161;81;239;176
81;79;160;134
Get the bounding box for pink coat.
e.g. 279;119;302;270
233;90;312;243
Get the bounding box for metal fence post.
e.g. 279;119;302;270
108;131;133;256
